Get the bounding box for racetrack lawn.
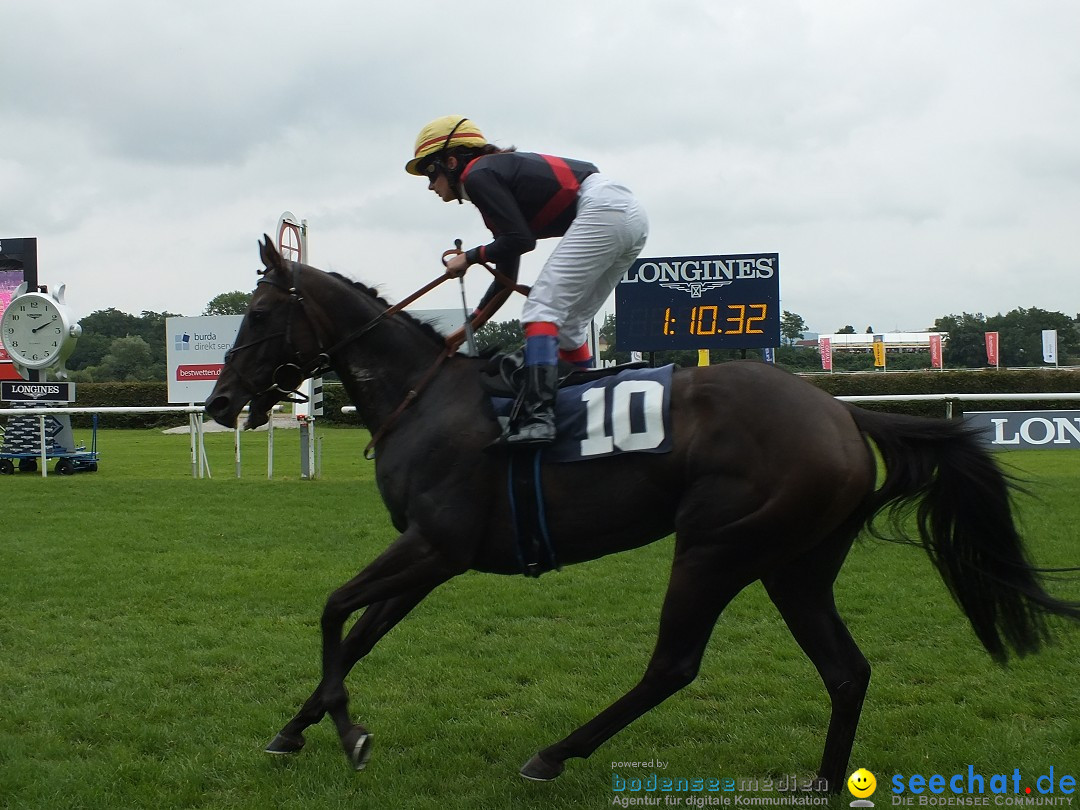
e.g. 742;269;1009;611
1;428;1078;809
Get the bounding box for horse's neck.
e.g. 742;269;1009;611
329;311;446;433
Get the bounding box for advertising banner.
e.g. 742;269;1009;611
1;237;37;381
166;315;243;403
819;337;832;371
1042;329;1058;364
966;410;1080;449
929;334;943;369
1;381;74;402
872;335;886;368
985;332;999;367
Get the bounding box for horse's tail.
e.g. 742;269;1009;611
847;405;1080;662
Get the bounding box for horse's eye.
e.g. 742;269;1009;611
248;310;267;325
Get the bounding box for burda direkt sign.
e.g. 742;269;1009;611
965;410;1080;449
165;315;243;403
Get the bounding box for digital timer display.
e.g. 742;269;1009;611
662;303;769;336
615;253;780;351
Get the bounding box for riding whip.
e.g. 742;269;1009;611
444;238;479;356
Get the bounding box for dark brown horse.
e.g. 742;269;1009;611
206;237;1078;791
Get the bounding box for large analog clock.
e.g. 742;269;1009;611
1;283;82;378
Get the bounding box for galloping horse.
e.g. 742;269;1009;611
206;237;1079;790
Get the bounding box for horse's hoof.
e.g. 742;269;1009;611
265;732;305;755
343;725;373;771
520;752;564;781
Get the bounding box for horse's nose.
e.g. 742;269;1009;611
204;395;236;427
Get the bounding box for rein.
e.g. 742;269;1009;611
235;256;525;459
361;347;452;460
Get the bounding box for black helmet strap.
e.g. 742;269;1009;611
429;118;470;203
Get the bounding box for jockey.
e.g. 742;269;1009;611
407;115;649;446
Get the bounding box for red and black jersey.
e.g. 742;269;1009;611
461;151;597;312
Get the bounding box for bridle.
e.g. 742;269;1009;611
226;257;526;458
222;268;332;406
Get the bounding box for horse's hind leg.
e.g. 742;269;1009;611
265;586;435;757
761;536;870;794
520;543;755;781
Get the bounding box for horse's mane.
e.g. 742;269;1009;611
325;271;447;346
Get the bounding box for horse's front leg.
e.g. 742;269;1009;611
266;585;437;758
298;529;464;769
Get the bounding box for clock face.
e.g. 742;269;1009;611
1;293;67;369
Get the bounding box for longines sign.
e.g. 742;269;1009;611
615;253;780;351
965;410;1080;449
1;381;74;402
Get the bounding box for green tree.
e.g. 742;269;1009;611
474;319;524;353
996;307;1078;366
780;311;808;345
85;335;160;381
933;308;1078;368
204;291;252;316
598;314;626;365
933;312;988;368
836;325;856;334
69;308;141;371
774;344;822;371
68;307;179;379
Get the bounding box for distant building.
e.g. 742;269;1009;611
817;332;948;353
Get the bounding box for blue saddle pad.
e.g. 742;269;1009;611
492;364;674;463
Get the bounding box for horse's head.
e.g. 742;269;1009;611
205;235;329;430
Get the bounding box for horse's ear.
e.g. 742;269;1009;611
258;234;282;275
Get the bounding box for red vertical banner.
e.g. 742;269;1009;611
820;337;832;371
985;331;1000;367
929;334;943;369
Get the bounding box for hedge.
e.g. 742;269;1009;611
31;367;1080;430
800;368;1080;418
55;382;356;430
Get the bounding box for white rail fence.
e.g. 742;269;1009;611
3;393;1079;479
0;405;283;479
835;392;1080;419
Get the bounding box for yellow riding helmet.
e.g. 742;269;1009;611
405;116;487;175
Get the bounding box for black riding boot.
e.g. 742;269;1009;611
505;363;558;446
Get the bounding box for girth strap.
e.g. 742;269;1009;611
507;449;559;577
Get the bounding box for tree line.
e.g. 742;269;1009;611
57;294;1078;382
64;292;250;382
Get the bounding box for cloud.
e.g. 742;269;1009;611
1;0;1078;336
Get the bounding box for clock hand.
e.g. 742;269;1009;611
32;316;58;333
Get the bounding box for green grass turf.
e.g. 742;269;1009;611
0;427;1077;809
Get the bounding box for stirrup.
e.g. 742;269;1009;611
505;425;557;444
504;418;556;446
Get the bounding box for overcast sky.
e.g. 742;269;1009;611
3;0;1079;336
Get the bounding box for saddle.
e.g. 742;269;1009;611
478;349;648;399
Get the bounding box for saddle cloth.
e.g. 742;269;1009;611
490;363;675;463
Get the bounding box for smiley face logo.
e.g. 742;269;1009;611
847;768;877;798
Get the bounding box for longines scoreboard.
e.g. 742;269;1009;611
615;253;780;351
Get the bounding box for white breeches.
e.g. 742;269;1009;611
521;173;649;350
